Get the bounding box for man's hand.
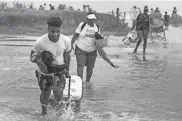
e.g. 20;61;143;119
30;50;43;63
71;44;74;51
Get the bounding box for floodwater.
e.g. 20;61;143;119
0;27;182;121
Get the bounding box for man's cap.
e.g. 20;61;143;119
47;17;62;27
86;12;97;19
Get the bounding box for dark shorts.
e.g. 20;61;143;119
74;45;97;68
35;70;66;91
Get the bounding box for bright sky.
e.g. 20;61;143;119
5;0;182;13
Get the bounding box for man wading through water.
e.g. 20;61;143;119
30;17;71;115
132;6;150;54
71;12;119;82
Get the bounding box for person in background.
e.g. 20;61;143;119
155;7;160;13
71;12;119;82
172;7;177;18
163;11;170;30
131;6;150;54
131;6;140;30
150;8;154;14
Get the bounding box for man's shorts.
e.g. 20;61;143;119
35;70;66;91
74;45;97;68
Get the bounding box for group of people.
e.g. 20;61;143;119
130;5;177;54
29;5;178;116
30;12;119;115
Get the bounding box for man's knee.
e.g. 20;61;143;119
53;86;64;101
40;91;51;105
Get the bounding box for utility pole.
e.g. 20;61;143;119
116;8;119;26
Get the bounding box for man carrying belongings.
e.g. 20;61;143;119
30;17;71;115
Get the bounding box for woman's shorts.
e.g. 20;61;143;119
74;45;97;68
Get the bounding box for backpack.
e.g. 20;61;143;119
80;22;100;32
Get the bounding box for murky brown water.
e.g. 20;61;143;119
0;27;182;121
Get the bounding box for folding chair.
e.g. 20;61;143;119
148;12;167;43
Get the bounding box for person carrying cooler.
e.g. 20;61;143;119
30;17;71;115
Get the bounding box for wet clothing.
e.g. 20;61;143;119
35;70;66;91
31;33;71;115
32;33;71;75
136;13;150;31
35;70;66;114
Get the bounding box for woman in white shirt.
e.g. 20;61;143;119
71;12;119;82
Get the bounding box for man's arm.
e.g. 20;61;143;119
71;33;79;45
30;50;37;63
30;39;42;63
63;51;71;72
97;47;119;68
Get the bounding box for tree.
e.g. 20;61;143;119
49;4;55;10
0;2;7;9
13;1;25;9
83;5;87;11
39;5;44;10
68;6;74;11
58;4;66;11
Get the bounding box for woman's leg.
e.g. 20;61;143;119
143;29;149;54
85;50;97;82
75;46;86;79
133;30;143;53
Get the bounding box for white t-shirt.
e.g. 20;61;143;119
131;8;140;20
75;22;100;52
32;33;71;74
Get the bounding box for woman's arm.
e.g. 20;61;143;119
97;47;119;68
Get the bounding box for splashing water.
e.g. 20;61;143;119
36;99;149;121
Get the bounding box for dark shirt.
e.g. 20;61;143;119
164;15;170;22
136;13;150;30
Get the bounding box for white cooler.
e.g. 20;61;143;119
50;75;82;101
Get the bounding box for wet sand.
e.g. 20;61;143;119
0;26;182;121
